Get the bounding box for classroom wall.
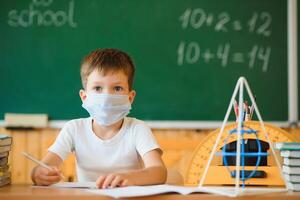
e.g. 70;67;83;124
1;127;300;185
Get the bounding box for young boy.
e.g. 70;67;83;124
31;48;167;188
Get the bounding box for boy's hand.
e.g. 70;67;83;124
32;166;62;186
96;173;133;189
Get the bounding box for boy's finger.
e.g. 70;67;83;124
36;176;59;186
110;176;122;188
38;167;50;174
38;166;60;175
52;166;62;174
39;181;52;186
39;174;61;182
39;179;59;186
46;169;60;176
96;175;106;188
120;179;129;187
102;174;115;189
38;168;56;177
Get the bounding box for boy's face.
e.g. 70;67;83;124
79;69;136;103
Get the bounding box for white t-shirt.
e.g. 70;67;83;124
48;117;161;182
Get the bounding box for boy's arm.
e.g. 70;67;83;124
125;149;167;185
96;149;167;188
41;151;64;166
31;152;64;185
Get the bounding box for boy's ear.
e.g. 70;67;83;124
129;90;136;104
79;89;87;102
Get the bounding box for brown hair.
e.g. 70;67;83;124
80;48;135;90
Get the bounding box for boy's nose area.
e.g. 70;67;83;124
101;88;114;94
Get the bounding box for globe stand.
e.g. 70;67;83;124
198;77;287;196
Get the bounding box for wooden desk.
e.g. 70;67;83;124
0;185;300;200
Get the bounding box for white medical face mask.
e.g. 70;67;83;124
82;92;131;126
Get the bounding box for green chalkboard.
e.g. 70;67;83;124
0;0;288;121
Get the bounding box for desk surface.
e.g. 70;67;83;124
0;184;300;200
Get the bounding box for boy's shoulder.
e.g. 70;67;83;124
63;117;91;129
125;117;151;130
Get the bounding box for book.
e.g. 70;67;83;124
282;165;300;174
0;157;8;166
86;185;287;198
287;182;300;191
0;165;9;173
0;135;12;146
0;146;11;154
50;183;287;198
0;171;10;181
284;157;300;166
0;177;10;187
51;183;230;196
281;150;300;158
284;174;300;183
275;142;300;150
87;185;230;198
0;152;8;158
4;113;48;128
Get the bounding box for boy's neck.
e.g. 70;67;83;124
92;119;124;140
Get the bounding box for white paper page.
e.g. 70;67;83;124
87;185;189;198
86;185;288;198
50;182;97;189
205;186;287;196
86;184;235;198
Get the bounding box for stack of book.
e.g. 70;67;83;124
0;134;12;187
275;142;300;191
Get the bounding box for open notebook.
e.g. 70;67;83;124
49;182;287;198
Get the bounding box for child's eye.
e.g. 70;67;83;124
114;86;123;92
94;86;102;92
